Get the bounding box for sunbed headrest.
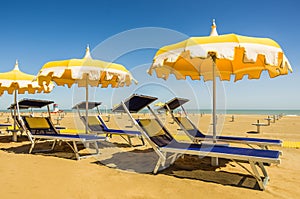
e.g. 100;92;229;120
160;97;189;111
72;101;102;110
113;94;157;113
8;99;54;109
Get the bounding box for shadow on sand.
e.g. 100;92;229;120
95;144;261;190
1;138;88;160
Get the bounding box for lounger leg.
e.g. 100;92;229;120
127;135;132;146
140;136;145;145
249;161;265;190
258;162;269;184
170;153;178;165
119;135;133;146
29;139;36;153
50;140;56;150
72;141;80;160
161;152;167;167
211;157;219;166
154;157;162;174
94;141;100;155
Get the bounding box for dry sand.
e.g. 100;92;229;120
0;112;300;199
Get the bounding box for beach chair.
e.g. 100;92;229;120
161;97;282;149
113;94;281;190
73;101;144;146
0;123;11;133
21;116;105;160
7;99;61;141
12;99;105;160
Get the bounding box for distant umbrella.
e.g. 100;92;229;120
0;60;53;141
154;102;165;107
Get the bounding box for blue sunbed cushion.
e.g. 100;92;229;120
36;134;105;141
164;142;280;159
97;115;141;136
189;129;282;144
177;117;282;145
104;128;141;136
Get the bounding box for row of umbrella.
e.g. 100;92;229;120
0;46;137;137
0;20;293;147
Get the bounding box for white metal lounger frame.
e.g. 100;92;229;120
97;115;145;146
21;116;104;160
120;99;280;190
164;99;282;150
73;101;144;146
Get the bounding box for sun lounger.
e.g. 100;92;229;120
114;94;281;190
21;116;105;160
0;123;11;133
10;99;106;160
73;101;144;146
161;97;282;149
7;99;67;141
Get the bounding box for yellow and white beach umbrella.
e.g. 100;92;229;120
154;102;165;107
0;60;53;140
37;46;137;133
149;20;292;153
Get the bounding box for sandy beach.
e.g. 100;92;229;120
0;112;300;199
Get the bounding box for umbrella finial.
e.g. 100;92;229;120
210;19;219;36
84;44;92;59
13;59;20;71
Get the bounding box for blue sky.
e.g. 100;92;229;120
0;0;299;110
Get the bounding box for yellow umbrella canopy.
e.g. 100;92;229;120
37;46;137;133
0;60;52;95
148;20;292;157
154;102;165;107
149;20;292;81
0;60;54;141
37;46;136;88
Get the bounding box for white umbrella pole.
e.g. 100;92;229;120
211;54;218;166
212;60;217;143
85;74;89;134
13;90;17;131
12;90;18;142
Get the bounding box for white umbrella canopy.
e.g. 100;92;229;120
36;46;137;133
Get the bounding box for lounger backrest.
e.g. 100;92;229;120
138;118;173;147
97;115;109;129
81;116;104;132
11;116;25;131
175;117;194;130
22;116;57;135
175;117;204;138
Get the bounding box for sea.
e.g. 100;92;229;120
183;109;300;116
2;109;298;116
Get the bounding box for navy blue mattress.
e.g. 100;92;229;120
97;115;141;136
36;134;104;140
189;129;282;144
165;142;280;159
